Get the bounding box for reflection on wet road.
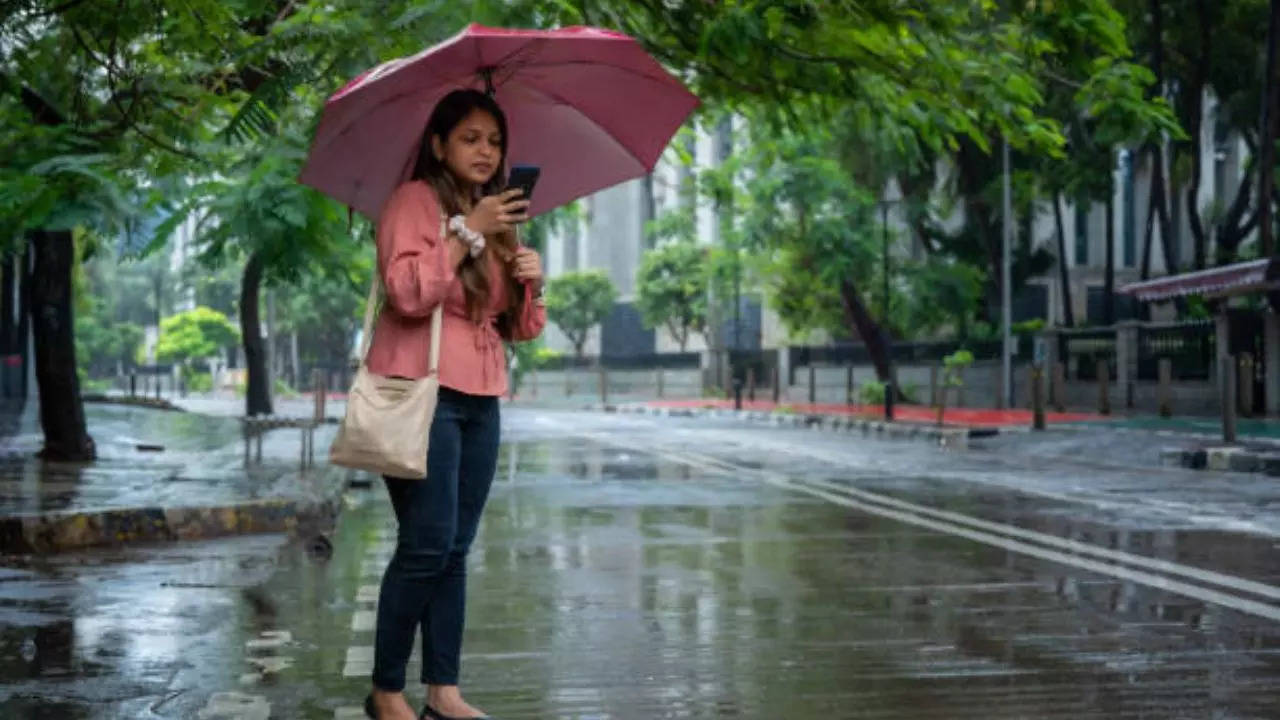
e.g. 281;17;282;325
3;407;1280;718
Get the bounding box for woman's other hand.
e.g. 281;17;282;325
512;247;544;290
465;189;529;236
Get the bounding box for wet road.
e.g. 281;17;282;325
3;407;1280;718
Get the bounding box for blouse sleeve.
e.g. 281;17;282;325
506;281;547;342
376;182;455;318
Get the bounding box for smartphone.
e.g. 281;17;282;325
505;165;541;202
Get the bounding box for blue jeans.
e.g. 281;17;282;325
372;387;500;691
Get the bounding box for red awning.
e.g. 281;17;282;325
1119;258;1278;302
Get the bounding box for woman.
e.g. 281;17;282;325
363;89;545;720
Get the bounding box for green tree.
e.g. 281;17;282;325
544;270;617;359
155;306;240;377
635;241;708;351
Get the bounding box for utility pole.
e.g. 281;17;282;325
1002;140;1013;410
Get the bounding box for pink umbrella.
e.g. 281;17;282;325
299;24;700;219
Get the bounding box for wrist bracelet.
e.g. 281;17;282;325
448;215;486;258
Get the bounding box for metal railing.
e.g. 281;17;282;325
1059;329;1116;381
1137;321;1215;381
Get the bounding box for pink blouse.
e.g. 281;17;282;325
365;181;546;396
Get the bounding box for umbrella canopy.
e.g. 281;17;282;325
300;24;699;219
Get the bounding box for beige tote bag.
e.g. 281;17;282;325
329;230;444;479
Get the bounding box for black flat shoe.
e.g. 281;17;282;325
364;693;377;719
419;704;492;720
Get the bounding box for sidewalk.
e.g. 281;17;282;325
0;400;349;553
634;398;1104;428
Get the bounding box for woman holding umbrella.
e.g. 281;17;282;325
363;88;543;720
300;24;699;720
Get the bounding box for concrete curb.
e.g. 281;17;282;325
592;403;975;448
1160;446;1280;476
81;394;185;412
0;469;347;554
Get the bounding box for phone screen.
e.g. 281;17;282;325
506;165;541;201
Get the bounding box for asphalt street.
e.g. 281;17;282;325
2;407;1279;719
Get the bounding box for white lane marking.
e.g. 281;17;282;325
352;610;376;632
652;418;1278;536
356;584;380;604
569;428;1280;623
334;708;367;719
798;475;1280;604
245;630;292;650
197;691;270;720
767;475;1280;623
343;645;420;678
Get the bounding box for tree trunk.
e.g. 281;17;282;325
290;330;300;391
838;278;896;392
1053;193;1076;327
29;230;95;461
1187;0;1212;270
1141;0;1178;280
1140;179;1157;280
1105;190;1116;325
1260;0;1280;256
19;243;30;401
240;251;272;416
1218;154;1260;263
1152;146;1179;275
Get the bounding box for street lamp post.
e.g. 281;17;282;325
881;181;902;421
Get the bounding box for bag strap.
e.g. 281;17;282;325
356;206;446;378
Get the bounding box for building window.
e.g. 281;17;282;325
1074;202;1089;267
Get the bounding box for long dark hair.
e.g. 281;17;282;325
412;89;523;327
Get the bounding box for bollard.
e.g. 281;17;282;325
884;381;895;421
1031;366;1046;431
1052;362;1065;413
1097;359;1111;415
808;365;816;405
772;365;780;404
846;365;854;407
599;367;608;405
733;375;743;411
130;373;137;397
155;374;161;400
1240;353;1255;418
1223;359;1238;443
929;365;939;407
747;367;756;402
312;369;326;422
1158;358;1173;418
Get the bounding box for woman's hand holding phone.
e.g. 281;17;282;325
464;190;530;236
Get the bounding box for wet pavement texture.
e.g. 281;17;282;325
0;403;338;517
2;408;1280;718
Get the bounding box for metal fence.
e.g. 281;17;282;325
536;352;702;372
785;337;1029;385
1136;321;1215;381
1059;329;1116;381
